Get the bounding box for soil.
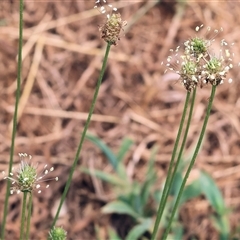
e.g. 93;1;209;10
1;1;240;239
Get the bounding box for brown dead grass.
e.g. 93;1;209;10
1;1;240;239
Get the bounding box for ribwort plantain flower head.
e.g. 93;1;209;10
202;39;234;86
165;25;235;91
94;0;127;45
184;37;209;61
2;153;58;194
180;58;199;91
49;226;67;240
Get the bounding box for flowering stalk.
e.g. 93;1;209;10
151;91;191;239
1;0;24;238
51;43;112;228
151;88;196;239
153;25;235;238
26;193;33;240
51;0;126;229
163;85;216;239
165;87;196;202
20;192;28;240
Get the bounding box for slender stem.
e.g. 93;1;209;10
26;193;33;240
160;88;196;225
1;0;24;238
20;192;28;240
163;85;216;239
51;43;112;228
151;91;191;240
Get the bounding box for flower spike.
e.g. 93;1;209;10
165;25;235;91
2;153;58;194
49;226;67;240
94;0;127;45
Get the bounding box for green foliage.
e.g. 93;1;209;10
179;179;202;205
125;218;152;240
107;227;122;240
200;172;226;214
85;134;132;178
82;135;158;239
82;134;231;239
102;200;141;219
200;172;230;239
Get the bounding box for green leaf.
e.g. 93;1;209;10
170;172;182;196
180;179;202;205
211;215;230;240
86;133;119;171
86;133;126;177
170;224;183;240
200;171;226;214
125;218;152;240
107;227;122;240
141;146;158;207
102;200;140;219
80;167;127;187
116;138;134;162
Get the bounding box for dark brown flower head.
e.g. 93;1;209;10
99;13;127;45
94;0;127;45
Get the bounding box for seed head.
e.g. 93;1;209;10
99;13;127;45
2;153;58;194
94;0;127;45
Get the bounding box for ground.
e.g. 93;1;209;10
0;1;240;239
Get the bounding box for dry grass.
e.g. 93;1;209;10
1;1;240;239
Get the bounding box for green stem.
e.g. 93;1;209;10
1;0;24;239
20;192;28;240
51;43;112;228
26;193;33;239
151;91;191;239
160;88;196;230
163;85;216;239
